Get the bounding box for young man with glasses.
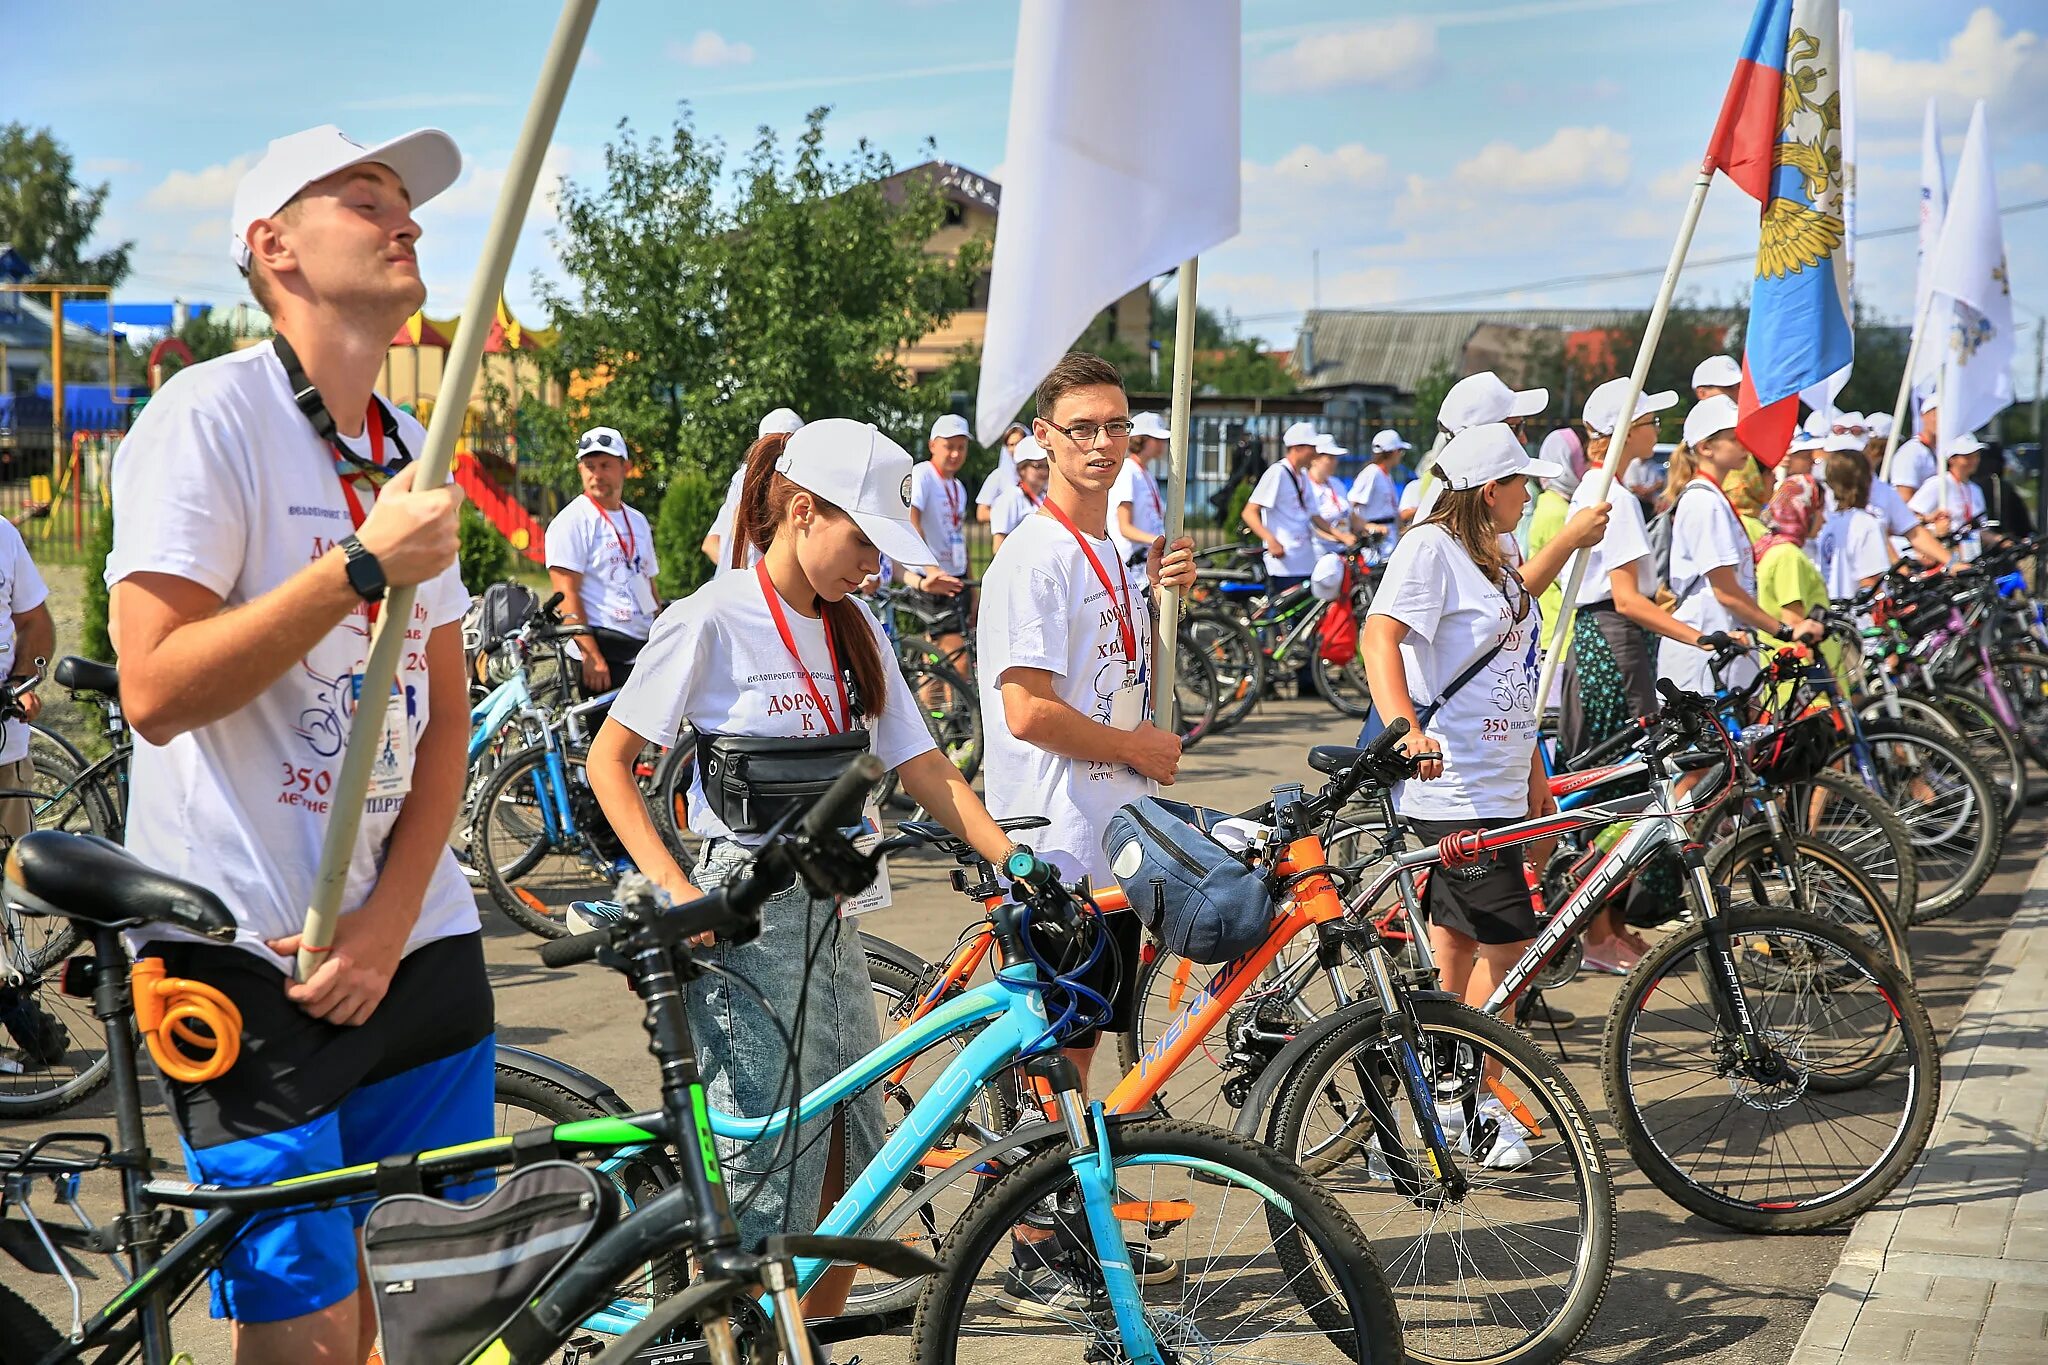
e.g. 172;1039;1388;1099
548;425;660;696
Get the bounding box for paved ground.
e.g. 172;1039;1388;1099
7;694;2042;1362
1790;844;2048;1365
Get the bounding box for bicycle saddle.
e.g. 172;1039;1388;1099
5;831;236;941
54;656;119;697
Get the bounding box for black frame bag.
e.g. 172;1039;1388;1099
363;1161;612;1365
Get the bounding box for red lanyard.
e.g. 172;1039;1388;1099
334;412;385;625
587;494;637;567
943;477;963;527
1041;497;1137;664
755;560;851;735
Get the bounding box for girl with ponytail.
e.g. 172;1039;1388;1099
588;418;1019;1316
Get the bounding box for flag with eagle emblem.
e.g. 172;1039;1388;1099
1705;0;1853;466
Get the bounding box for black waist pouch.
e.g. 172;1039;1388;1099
696;729;873;834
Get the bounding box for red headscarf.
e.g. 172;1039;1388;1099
1754;471;1825;565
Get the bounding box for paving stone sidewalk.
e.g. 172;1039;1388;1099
1791;851;2048;1364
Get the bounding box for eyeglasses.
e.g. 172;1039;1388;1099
1042;418;1135;446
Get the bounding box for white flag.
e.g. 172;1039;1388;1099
1928;101;2015;451
974;0;1242;443
1910;98;1949;399
1801;6;1856;416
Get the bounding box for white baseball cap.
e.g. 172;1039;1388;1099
1822;431;1867;454
1681;395;1740;449
1438;372;1548;435
1314;433;1350;457
231;124;461;271
1282;420;1320;448
1583;378;1678;436
1948;433;1986;458
576;426;630;460
1434;423;1562;491
1011;434;1049;464
930;413;970;441
1787;432;1827;455
1130;412;1171;441
1369;428;1411;455
758;407;804;438
1866;412;1895;439
1801;410;1834;438
775;419;937;567
1691;354;1742;389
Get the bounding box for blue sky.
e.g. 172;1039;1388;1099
16;0;2046;394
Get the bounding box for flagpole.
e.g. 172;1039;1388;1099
296;0;599;981
1531;163;1714;720
1152;256;1199;728
1878;287;1940;483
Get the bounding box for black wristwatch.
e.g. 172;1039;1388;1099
339;534;387;604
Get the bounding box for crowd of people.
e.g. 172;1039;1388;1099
87;118;2017;1360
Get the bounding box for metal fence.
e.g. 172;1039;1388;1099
0;406;133;561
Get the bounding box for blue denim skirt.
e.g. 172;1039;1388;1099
687;838;888;1250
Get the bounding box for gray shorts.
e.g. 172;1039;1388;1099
688;838;887;1251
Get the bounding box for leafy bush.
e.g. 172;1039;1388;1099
458;503;516;593
81;499;114;661
656;469;722;601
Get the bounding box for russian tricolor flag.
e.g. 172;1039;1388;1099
1705;0;1854;466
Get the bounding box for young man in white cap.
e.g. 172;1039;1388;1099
1437;372;1548;439
1244;421;1352;584
704;406;803;571
107;124;476;1361
1347;428;1410;548
1691;354;1742;402
990;435;1051;554
547;425;659;695
1889;401;1941;499
1109;412;1169;570
1909;433;1989;561
975;421;1029;523
1659;396;1822;695
907;413;972;665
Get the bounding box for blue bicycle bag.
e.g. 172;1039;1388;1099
1101;797;1274;964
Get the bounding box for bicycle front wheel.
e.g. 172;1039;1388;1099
474;745;615;939
1265;998;1615;1365
1185;606;1266;733
1829;719;2002;921
1601;908;1939;1232
914;1117;1404;1365
1705;830;1911;971
1776;769;1919;929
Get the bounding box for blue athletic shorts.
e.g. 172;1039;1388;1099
150;933;495;1324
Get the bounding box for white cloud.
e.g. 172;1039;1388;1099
1238;142;1399;252
144;155;255;213
82;157;141;176
668;29;755;68
1451;126;1630;196
422;143;575;227
1859;8;2046;129
1206;265;1406;314
1245;143;1394;195
1252;19;1437;94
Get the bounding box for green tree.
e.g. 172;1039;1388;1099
655;468;722;599
121;308;251;387
531;107;988;495
0;125;132;285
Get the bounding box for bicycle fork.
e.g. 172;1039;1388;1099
1680;850;1780;1077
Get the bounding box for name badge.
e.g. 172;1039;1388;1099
630;574;658;616
351;674;414;801
1108;659;1147;733
840;802;893;917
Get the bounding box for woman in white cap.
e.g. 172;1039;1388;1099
704;406;804;571
1814;448;1893;599
1363;424;1610;1126
1409;372;1548;525
1347;428;1410;550
1559;380;1710;968
1909;434;1988;561
990;435;1051;554
586;420;1022;1314
1308;438;1352;548
1657;396;1823;697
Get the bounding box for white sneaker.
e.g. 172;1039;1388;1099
1434;1100;1468;1149
1467;1097;1533;1171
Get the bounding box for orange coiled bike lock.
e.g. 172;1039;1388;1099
130;958;242;1083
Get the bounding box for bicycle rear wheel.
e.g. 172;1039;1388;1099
1264;998;1614;1365
473;745;615;939
1990;650;2048;767
1776;769;1919;927
1601;908;1939;1232
1829;719;2001;922
1704;830;1911;970
914;1118;1405;1365
1184;606;1266;733
1168;630;1220;748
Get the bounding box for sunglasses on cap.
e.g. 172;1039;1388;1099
578;432;626;456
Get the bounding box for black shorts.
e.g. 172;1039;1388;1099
906;585;974;637
1408;817;1541;946
1039;904;1144;1049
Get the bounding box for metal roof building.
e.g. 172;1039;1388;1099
1294;307;1642;411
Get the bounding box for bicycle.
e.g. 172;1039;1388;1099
1186;545;1374;721
0;763;939;1365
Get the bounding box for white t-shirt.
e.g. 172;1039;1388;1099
1109;457;1165;569
978;513;1153;884
708;466;758;577
1348;464;1400;527
1659;478;1757;694
1309;476;1348;530
1248;459;1320;577
546;495;659;639
977;462;1018;509
1890;439;1937;492
609;568;936;845
105;342;474;961
909;462;969;576
1910;472;1985;561
1367;525;1541;822
1568;462;1656;604
1398;478;1423;523
0;522;49;765
990;485;1041;538
1815;507;1892;601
